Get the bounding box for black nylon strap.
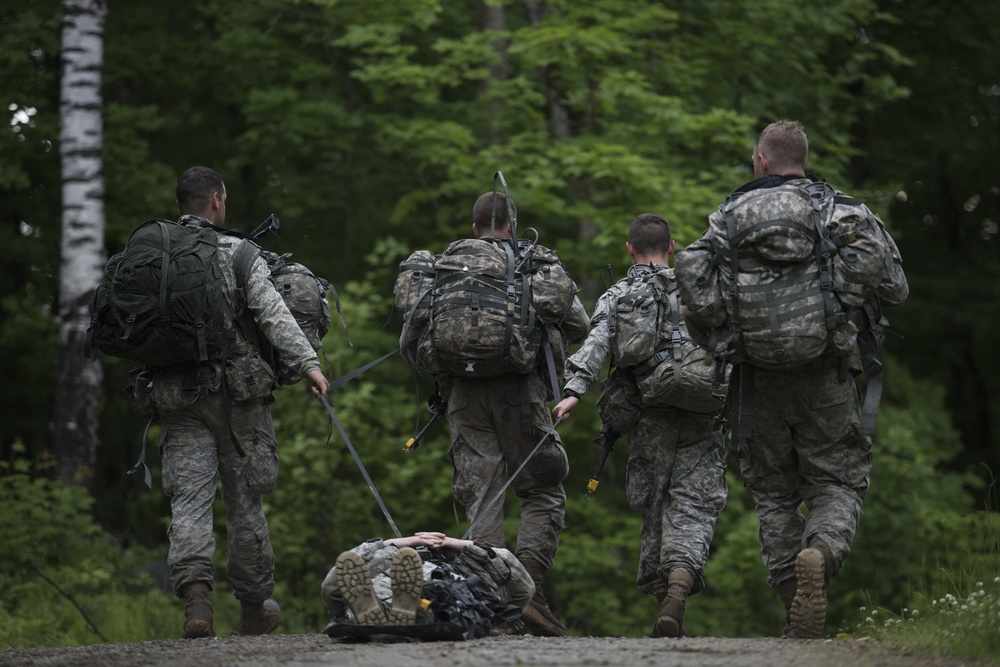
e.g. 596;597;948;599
321;394;403;539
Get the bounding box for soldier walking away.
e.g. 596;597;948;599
553;213;729;637
141;167;330;638
396;186;590;636
675;121;908;638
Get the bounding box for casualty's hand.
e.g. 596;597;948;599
306;369;330;400
552;395;580;421
386;532;448;549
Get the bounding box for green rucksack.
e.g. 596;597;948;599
607;266;728;414
85;219;230;367
86;218;339;387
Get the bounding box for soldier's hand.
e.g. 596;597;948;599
306;369;330;399
553;396;579;421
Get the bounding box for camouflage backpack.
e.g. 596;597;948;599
406;237;575;379
234;244;340;387
393;249;438;368
607;265;728;414
676;179;886;370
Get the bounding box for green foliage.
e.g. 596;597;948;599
0;446;178;648
2;0;996;653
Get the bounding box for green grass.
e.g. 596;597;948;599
850;577;1000;665
848;509;1000;665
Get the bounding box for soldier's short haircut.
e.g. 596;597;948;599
628;213;672;256
473;192;516;235
757;120;809;172
176;166;225;215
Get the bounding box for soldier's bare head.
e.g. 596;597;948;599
473;192;516;239
177;166;227;224
627;213;673;258
753;120;808;178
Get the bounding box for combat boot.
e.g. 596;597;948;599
787;539;834;639
238;599;281;635
776;579;797;638
181;581;215;639
652;569;694;638
519;559;568;637
385;547;423;625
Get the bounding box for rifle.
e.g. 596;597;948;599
248;213;281;243
586;422;621;497
404;392;448;452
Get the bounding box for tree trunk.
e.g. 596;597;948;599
53;0;107;486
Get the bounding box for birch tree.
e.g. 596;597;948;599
53;0;106;485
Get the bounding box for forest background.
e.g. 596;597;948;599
1;0;998;645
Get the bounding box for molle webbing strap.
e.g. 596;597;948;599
667;287;682;398
503;241;517;359
724;204;743;335
860;362;883;435
157;221;171;319
809;189;845;332
541;328;560;403
730;362;755;439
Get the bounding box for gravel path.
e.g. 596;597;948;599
0;633;973;667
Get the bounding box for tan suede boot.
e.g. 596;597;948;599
238;599;281;635
788;539;834;639
776;579;797;638
181;582;215;639
519;559;568;637
652;569;694;638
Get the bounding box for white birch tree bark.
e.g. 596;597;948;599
53;0;107;485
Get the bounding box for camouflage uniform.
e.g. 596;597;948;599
684;174;909;589
563;265;728;596
320;539;535;624
447;295;589;572
153;215;320;602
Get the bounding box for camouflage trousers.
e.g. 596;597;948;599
734;360;872;588
158;390;280;602
626;409;728;596
447;374;569;571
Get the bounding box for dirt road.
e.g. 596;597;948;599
0;633;970;667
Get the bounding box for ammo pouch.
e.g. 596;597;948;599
225;342;276;402
126;367;156;418
596;367;642;436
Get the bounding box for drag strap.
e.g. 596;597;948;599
461;415;564;541
320;395;403;539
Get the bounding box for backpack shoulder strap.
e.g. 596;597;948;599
232;239;262;294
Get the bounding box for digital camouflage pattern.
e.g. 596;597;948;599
159;390;280;601
605;265;727;413
733;359;871;587
446;374;570;572
690;174;909;600
407;239;578;379
151;216;321;602
562;264;729;595
320;539;534;624
676;179;887;369
565;265;727;413
626;409;727;595
243;249;333;387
